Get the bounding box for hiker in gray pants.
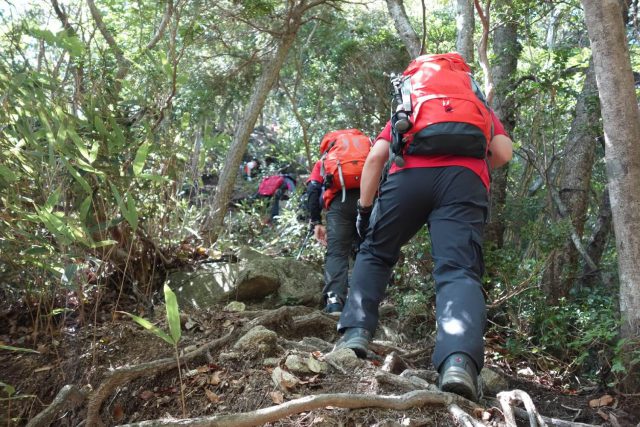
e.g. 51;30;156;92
334;112;513;402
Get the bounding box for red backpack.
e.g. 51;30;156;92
319;129;371;203
257;175;285;196
400;53;492;158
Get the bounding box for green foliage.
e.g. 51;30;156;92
0;382;15;398
0;0;635;395
122;284;181;345
0;345;39;354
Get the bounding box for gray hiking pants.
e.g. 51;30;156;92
322;189;360;304
337;167;489;371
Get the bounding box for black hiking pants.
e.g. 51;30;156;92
338;167;489;372
322;189;360;304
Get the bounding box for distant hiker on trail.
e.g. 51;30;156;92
306;129;372;316
332;53;513;402
257;173;297;225
241;158;260;181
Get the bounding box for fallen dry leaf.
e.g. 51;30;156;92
589;394;615;408
205;389;220;403
196;365;210;373
270;390;284;404
139;390;155;400
271;366;300;391
112;403;124;422
209;371;222;385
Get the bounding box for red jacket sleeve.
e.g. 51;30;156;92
490;109;509;138
375;121;392;143
306;160;323;184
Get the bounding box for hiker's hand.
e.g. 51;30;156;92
314;224;327;246
356;200;373;240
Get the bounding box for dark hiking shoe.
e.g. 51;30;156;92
439;353;479;402
323;292;343;317
323;303;343;316
333;328;371;358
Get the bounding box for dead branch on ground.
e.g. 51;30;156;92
116;389;465;427
26;384;88;427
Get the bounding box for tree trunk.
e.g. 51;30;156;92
206;1;324;243
543;63;600;301
582;186;612;286
455;0;475;61
484;0;519;249
581;0;640;393
385;0;422;58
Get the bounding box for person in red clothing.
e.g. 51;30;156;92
305;140;365;316
333;86;513;402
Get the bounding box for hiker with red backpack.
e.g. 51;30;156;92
305;129;372;315
333;53;513;402
256;173;297;225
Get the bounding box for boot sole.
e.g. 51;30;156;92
335;336;368;358
440;368;477;401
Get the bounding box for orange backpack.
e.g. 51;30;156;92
400;53;492;158
319;129;371;203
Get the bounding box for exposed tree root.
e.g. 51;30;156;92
375;370;438;393
26;384;87;427
510;405;600;427
86;306;301;426
449;403;486;427
86;330;236;426
498;389;547;427
116;389;461;427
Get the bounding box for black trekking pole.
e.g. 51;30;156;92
296;226;314;260
388;73;413;167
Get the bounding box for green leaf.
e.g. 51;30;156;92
120;312;174;345
94;116;108;136
68;129;94;164
44;188;61;212
79;195;93;222
133;141;151;176
0;382;15;398
164;284;181;344
0;165;17;183
0;345;39;354
61;158;92;194
90;239;118;248
110;184;138;231
108;116;125;151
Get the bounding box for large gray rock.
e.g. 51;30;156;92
168;262;239;310
167;247;323;309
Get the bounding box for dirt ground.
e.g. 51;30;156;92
1;300;639;427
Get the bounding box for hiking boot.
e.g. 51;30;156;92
323;302;343;316
332;327;371;358
439;352;479;402
323;292;343;317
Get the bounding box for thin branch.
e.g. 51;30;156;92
117;390;462;427
474;0;494;105
145;0;174;50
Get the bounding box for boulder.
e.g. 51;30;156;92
167;262;239;310
232;325;279;357
167;247;323;310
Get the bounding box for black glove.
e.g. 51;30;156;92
356;199;373;240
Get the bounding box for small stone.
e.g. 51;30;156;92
224;301;246;312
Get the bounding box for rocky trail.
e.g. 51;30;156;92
1;249;638;426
